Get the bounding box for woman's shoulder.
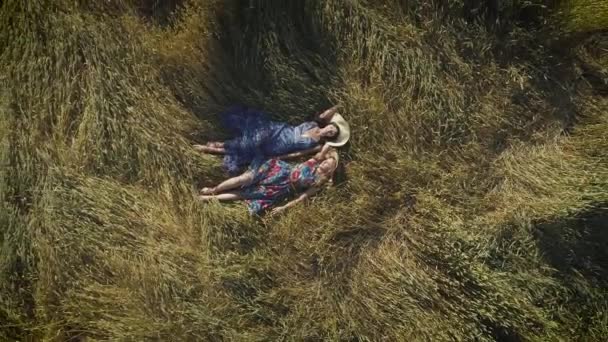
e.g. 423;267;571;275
303;158;318;168
293;158;316;171
298;120;318;130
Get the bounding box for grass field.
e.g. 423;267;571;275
1;0;607;340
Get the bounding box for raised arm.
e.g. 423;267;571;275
270;187;320;215
315;105;340;123
277;145;322;160
313;143;332;161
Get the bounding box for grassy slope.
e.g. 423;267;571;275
1;0;607;340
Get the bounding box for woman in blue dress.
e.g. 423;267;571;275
198;144;339;215
194;105;350;175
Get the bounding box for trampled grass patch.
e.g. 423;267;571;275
1;0;607;340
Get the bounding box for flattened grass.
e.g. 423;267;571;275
1;0;607;340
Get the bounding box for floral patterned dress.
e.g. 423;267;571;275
238;158;320;215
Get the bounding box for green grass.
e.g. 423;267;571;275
1;0;607;340
558;0;608;33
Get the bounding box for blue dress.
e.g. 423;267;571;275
220;106;319;175
238;157;320;215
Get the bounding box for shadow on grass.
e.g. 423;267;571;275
533;206;608;336
163;0;341;125
460;0;583;135
135;0;185;27
535;207;608;287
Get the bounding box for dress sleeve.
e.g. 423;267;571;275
291;122;320;150
302;121;319;130
306;158;318;167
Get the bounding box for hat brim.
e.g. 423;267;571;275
326;113;350;147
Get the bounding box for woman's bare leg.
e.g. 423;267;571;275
198;192;242;201
194;144;225;154
201;171;254;194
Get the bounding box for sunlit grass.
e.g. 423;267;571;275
1;0;607;340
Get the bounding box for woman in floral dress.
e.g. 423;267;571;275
198;144;339;215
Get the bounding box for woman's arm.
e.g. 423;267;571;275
277;146;322;160
315;105;340;123
270;187;320;215
313;143;332;161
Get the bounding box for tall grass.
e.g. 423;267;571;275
558;0;608;33
1;0;607;340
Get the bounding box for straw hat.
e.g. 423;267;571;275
326;113;351;147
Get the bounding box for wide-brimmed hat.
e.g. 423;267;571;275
327;113;351;147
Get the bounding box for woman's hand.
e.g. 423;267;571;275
317;105;340;122
314;143;331;160
269;206;286;216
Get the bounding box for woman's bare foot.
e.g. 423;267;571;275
200;187;216;195
206;141;224;148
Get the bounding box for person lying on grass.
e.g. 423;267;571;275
198;144;339;215
194;104;350;175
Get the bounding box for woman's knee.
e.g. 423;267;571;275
239;172;254;184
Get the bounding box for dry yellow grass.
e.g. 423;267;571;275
1;0;607;340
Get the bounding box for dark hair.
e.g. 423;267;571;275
331;160;347;186
322;122;340;140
